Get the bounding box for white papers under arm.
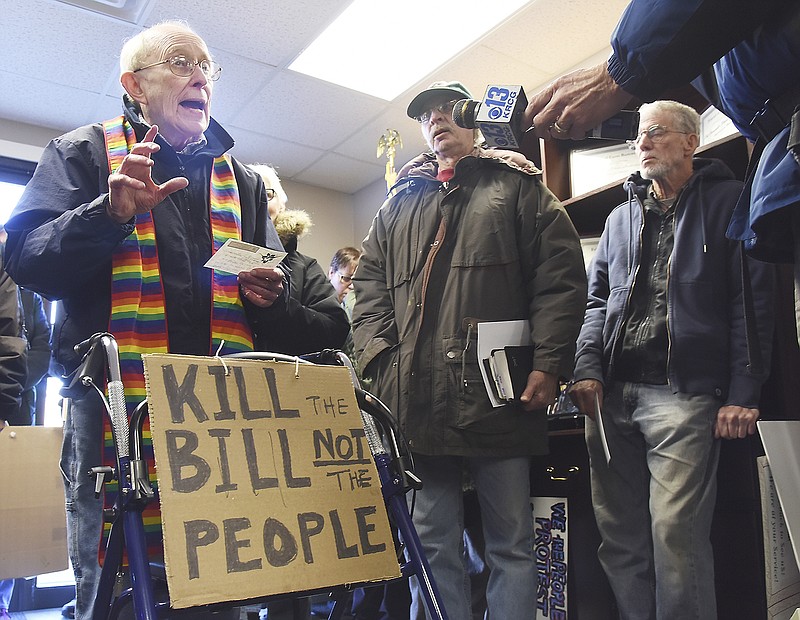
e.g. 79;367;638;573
758;421;800;573
477;320;531;408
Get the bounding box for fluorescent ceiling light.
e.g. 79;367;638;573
289;0;530;100
53;0;153;23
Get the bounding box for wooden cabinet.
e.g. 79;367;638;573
544;131;751;234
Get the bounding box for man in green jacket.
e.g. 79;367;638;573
352;81;587;619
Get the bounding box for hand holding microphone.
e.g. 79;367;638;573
453;84;639;148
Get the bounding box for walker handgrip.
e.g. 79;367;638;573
107;379;129;459
73;331;113;357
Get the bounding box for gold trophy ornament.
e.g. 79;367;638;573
377;129;403;192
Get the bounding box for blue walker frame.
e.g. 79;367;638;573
62;333;448;620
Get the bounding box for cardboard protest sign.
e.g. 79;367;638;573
0;426;69;580
142;354;400;608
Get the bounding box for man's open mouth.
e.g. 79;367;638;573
180;100;205;111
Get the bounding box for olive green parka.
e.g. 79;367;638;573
352;148;587;456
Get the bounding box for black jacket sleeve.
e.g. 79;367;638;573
256;251;349;356
20;289;51;390
0;249;27;422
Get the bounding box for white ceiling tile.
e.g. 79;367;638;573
93;94;130;124
203;51;279;127
483;0;628;76
335;108;427;166
434;45;552;101
144;0;351;66
233;71;386;151
4;0;138;92
294;153;385;194
227;131;325;179
0;0;623;194
0;72;104;133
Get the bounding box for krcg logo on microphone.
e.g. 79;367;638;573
477;85;525;148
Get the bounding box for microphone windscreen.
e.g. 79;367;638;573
452;99;479;129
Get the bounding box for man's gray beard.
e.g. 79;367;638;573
640;162;669;181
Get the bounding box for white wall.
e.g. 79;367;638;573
280;178;358;269
0;118;59;149
352;177;389;248
0;118;56;161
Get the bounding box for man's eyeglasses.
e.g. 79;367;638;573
627;124;691;149
265;188;277;201
415;100;459;124
134;55;222;82
337;272;354;284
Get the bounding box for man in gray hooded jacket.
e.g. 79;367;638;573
570;100;775;619
352;81;587;619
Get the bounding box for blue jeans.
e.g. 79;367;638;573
586;382;720;620
407;455;536;620
0;578;14;610
60;396;104;620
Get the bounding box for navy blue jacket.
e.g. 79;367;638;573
607;0;800;263
574;159;775;408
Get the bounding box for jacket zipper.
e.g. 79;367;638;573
664;193;685;388
609;196;645;378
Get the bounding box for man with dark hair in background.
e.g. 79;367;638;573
329;246;361;306
329;246;361;361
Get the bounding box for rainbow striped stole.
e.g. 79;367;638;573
208;157;257;354
101;115;254;562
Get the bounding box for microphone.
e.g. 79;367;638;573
452;85;528;150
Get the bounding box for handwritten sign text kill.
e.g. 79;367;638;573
142;354;400;608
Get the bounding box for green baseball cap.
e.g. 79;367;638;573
406;80;473;119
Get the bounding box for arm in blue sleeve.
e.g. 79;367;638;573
608;0;778;101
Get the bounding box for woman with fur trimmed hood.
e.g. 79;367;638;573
251;164;349;356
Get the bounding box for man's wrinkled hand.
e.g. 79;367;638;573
523;63;634;141
714;405;759;439
568;379;604;420
106;125;189;224
519;370;558;412
238;266;285;308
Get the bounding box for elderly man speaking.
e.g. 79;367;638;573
5;21;288;620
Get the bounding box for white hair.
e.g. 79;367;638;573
250;163;289;205
119;20;197;73
638;100;701;135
